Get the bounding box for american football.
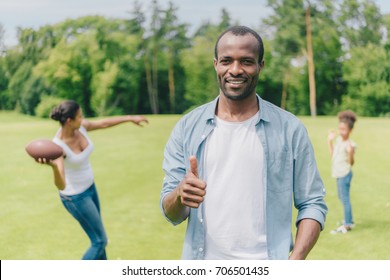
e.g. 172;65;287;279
25;139;63;161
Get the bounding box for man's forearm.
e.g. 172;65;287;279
163;188;190;223
289;219;321;260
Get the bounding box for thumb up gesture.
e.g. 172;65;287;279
177;155;207;209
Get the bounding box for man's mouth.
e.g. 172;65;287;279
226;78;246;85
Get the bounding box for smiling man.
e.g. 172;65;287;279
160;26;328;260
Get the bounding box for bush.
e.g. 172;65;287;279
35;96;66;118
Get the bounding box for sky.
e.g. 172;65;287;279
1;0;390;47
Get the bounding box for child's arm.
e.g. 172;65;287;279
327;130;335;156
347;141;355;165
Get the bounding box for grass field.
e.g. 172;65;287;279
0;111;389;260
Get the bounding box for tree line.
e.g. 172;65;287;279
0;0;389;117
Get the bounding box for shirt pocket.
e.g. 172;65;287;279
267;151;292;193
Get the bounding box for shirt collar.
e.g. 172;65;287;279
257;95;270;123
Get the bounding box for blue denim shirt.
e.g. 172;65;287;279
161;95;327;260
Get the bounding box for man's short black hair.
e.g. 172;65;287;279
214;26;264;64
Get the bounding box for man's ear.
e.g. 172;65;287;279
213;58;218;71
259;59;265;69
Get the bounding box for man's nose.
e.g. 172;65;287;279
228;61;243;76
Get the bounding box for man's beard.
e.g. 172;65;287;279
219;78;257;101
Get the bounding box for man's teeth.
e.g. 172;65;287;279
229;80;244;84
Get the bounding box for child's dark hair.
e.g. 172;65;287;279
338;110;357;129
50;100;80;125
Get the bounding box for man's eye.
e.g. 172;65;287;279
242;60;254;65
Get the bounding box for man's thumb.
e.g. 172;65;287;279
189;155;198;178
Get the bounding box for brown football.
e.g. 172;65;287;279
25;139;63;161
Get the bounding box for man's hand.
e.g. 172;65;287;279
163;156;207;223
176;156;206;208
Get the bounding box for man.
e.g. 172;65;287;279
160;26;327;260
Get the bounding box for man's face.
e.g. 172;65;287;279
214;33;263;101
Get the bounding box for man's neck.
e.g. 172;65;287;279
216;93;259;122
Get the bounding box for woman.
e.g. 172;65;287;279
38;100;148;259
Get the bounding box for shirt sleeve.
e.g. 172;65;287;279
292;122;328;230
160;120;187;225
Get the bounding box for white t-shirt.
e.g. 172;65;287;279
203;112;268;259
332;136;357;178
53;126;94;196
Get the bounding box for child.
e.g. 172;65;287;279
327;110;357;234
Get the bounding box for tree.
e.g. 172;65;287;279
385;14;390;45
182;11;233;109
161;2;189;113
33;34;98;116
1;0;387;117
334;0;386;116
1;26;57;113
263;0;368;116
0;24;9;109
10;15;144;116
93;30;141;115
308;0;345;115
143;0;163;114
305;3;317;116
337;0;383;49
341;43;390;116
182;30;218;108
263;0;306;110
0;23;5;55
123;1;147;114
219;8;232;30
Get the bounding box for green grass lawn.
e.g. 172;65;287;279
0;111;389;259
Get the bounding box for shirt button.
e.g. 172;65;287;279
199;248;203;252
200;219;203;223
201;134;206;139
